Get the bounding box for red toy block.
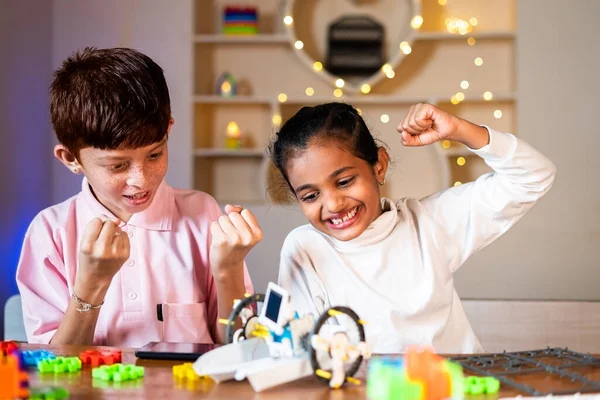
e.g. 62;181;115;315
0;354;29;399
0;341;19;355
79;350;122;367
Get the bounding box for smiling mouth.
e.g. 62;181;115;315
328;206;359;226
124;191;149;200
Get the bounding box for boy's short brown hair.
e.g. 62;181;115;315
50;47;171;156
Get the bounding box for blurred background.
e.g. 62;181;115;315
1;0;599;340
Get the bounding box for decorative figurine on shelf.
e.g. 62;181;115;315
216;72;237;97
193;282;371;392
225;121;242;149
222;5;258;35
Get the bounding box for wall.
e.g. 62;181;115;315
0;0;54;339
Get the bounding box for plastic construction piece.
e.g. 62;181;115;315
451;347;600;396
366;348;464;400
173;362;207;381
80;349;122;367
92;363;145;382
0;340;19;355
0;353;29;399
29;386;69;400
38;357;82;373
464;376;500;395
22;350;56;367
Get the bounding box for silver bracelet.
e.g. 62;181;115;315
71;292;104;313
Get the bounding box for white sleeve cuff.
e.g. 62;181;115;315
469;126;518;162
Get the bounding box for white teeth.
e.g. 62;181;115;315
330;207;358;225
129;192;147;199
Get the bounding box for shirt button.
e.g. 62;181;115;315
127;259;135;267
128;292;137;300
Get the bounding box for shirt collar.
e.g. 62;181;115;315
80;177;175;231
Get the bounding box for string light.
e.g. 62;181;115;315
467;37;476;46
386;70;396;79
438;0;447;5
469;17;478;26
283;15;293;25
454;181;462;186
400;41;412;55
356;108;362;115
474;57;483;66
455;92;465;101
494;109;503;118
411;15;423;30
450;95;460;105
361;84;371;94
460;80;469;89
446;18;472;35
335;79;345;88
442;140;451;149
278;93;287;102
272;114;282;125
294;40;304;50
457;157;466;166
483;91;493;101
333;89;343;97
305;87;314;96
313;62;323;71
380;114;390;123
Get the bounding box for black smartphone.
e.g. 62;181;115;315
135;342;220;361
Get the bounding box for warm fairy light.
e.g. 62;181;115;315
294;40;304;50
446;18;472;35
456;92;465;101
474;57;484;66
454;181;462;186
313;62;323;71
494;109;503;119
361;84;371;94
442;140;451;149
278;93;288;102
483;91;493;101
335;78;345;88
283;15;293;25
457;157;466;166
450;95;459;105
382;63;393;74
386;70;396;79
469;17;478;26
305;87;315;96
380;114;390;123
460;80;469;89
400;41;412;55
356;108;362;115
221;81;231;93
467;37;476;46
272;114;282;125
411;15;424;30
333;89;343;97
226;121;240;138
438;0;447;5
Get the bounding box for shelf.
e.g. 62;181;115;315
194;34;289;44
194;148;266;158
193;94;516;105
414;31;515;41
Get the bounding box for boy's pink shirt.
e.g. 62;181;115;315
16;178;254;346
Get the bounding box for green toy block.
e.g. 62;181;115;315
465;376;500;395
29;386;69;400
92;363;145;382
37;357;82;373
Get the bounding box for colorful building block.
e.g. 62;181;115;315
0;340;19;355
173;362;206;381
92;363;145;382
366;348;464;400
22;350;56;367
79;349;122;367
0;354;29;399
38;357;82;373
222;5;258;35
464;376;500;395
29;386;69;400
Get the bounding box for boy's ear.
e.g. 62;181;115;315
167;117;175;137
374;147;389;184
54;144;81;174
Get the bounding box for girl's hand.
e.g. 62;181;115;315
397;103;460;146
210;205;263;280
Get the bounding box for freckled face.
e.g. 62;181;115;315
286;141;386;242
78;137;168;222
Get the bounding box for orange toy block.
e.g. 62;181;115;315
405;349;451;400
0;354;29;399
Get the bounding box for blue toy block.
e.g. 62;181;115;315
22;350;56;367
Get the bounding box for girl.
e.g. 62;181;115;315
270;102;555;353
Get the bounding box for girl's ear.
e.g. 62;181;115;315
374;147;389;185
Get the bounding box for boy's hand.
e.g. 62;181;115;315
75;216;130;303
210;205;263;280
397;103;459;146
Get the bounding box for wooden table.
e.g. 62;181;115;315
20;344;600;400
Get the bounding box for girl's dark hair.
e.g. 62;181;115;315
269;102;380;187
50;47;171;156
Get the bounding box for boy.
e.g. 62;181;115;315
16;47;261;346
